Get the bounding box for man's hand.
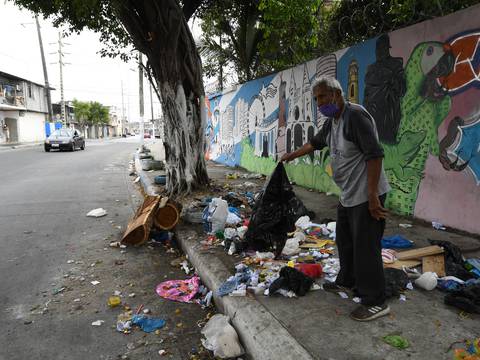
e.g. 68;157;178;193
368;194;388;220
280;152;295;162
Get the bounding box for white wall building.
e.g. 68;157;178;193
0;71;50;144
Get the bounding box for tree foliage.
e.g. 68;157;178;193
197;0;322;84
72;99;109;126
322;0;480;52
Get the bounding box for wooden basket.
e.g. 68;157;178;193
154;203;179;230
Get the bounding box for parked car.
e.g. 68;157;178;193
44;129;85;152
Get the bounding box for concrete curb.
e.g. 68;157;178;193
177;229;315;360
0;142;43;151
134;153;159;196
133;154;315;360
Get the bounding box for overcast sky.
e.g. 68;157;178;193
0;2;202;122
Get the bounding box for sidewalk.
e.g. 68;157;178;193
0;141;42;151
136;152;480;359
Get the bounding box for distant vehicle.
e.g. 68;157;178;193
44;129;85;152
144;133;151;139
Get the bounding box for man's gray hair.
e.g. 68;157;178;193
312;76;344;96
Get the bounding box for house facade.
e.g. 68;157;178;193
0;71;50;144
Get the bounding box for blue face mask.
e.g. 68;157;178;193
318;103;339;117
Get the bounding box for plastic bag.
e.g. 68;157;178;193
201;314;244;358
203;198;228;234
245;163;310;255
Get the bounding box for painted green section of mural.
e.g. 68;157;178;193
240;138;340;195
384;42;451;215
239;138;277;175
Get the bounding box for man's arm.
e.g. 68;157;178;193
280;143;314;162
367;157;388;220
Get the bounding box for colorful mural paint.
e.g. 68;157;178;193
205;5;480;234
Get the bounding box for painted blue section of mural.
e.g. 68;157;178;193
227;74;276;109
454;118;480;184
336;38;377;104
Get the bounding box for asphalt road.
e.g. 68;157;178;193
0;139;213;360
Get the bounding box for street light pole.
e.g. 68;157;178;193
138;52;144;146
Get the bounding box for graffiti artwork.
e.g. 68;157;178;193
206;6;480;234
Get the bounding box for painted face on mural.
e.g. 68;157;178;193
313;85;341;118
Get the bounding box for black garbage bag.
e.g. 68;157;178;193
269;266;314;296
429;239;475;281
444;284;480;314
245;163;311;255
384;268;409;298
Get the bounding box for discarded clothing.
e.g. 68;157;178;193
268;266;313;296
295;263;322;279
429;239;474;281
156;276;200;303
445;284;480;314
131;315;166;332
381;235;413;249
217;278;240;297
384;268;409;298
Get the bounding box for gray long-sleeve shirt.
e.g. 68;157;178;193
310;102;390;207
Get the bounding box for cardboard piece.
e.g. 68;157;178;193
300;239;335;249
422;254;446;277
396;245;444;261
384;260;422;269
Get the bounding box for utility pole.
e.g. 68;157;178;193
121;80;126;136
58;32;66;126
34;16;53;122
149;82;155;140
138;52;144;146
50;32;70;126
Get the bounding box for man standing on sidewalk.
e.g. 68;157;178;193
281;76;391;321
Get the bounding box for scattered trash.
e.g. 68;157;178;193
131;314;166;333
432;221;446;230
134;176;141;183
382;235;413;249
453;338;480;359
382;334;409;349
128;293;136;298
52;287;65;295
158;349;167;356
108;296;121;307
156;276;200;303
91;320;104;326
201;314;244;359
399;294;407;302
352;297;361;303
116;312;133;333
204;198;229;234
338;292;349;299
91;280;100;286
414;272;438;291
86;208;107;218
399;223;413;228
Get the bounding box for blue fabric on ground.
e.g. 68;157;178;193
131;315;166;333
381;235;413;249
217;278;239;297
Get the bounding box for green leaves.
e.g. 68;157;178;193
72;99;109;125
197;0;321;84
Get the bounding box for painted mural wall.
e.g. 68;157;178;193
205;4;480;235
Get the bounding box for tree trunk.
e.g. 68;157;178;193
115;0;209;195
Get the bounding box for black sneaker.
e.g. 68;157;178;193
322;282;352;294
350;304;390;321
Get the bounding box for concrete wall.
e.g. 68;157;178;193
205;4;480;234
17;111;46;142
23;81;48;114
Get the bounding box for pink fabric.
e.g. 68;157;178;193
156;276;200;303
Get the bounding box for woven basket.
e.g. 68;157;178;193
154;203;179;230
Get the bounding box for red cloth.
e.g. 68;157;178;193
295;263;322;279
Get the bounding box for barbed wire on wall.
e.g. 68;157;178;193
335;0;445;39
